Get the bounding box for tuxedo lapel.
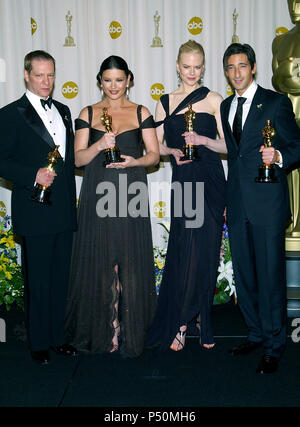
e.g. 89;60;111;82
17;95;55;149
223;96;237;149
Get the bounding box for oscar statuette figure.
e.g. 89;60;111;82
180;104;200;161
255;120;278;183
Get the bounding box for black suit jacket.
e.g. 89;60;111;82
221;85;300;228
0;94;77;236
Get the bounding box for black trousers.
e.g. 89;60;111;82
22;231;73;351
228;209;287;358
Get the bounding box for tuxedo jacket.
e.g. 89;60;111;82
0;94;77;236
220;85;300;228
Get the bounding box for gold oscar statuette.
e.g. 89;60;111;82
255;120;279;183
180;104;200;161
63;10;76;47
30;145;61;204
101;107;124;166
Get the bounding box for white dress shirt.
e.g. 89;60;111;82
228;81;282;165
228;80;258;129
25;89;66;160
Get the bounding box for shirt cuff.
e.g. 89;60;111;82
275;150;283;168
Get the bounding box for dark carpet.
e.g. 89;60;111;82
1;301;300;408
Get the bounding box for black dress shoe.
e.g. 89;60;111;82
31;350;50;365
256;354;279;374
51;344;78;356
229;339;261;355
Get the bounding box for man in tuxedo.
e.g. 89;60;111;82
0;50;77;364
220;43;300;373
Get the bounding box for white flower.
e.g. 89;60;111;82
217;260;236;296
0;215;12;232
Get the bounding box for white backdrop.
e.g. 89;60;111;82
0;0;293;249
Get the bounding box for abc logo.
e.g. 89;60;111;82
187;17;203;35
0;201;7;218
150;83;165;101
276;27;288;36
31;18;37;35
153;201;166;218
226;84;234;97
109;21;122;39
61;81;79;99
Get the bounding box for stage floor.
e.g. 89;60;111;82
1;301;300;408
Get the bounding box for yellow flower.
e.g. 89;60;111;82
6;235;15;248
0;253;10;263
155;257;164;270
5;270;12;280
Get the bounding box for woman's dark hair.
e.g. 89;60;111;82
96;55;134;84
223;43;256;70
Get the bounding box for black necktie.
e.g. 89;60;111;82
40;97;52;110
232;97;246;144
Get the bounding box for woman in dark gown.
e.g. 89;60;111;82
147;40;226;351
65;56;159;358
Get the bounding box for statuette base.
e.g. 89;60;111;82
255;164;278;183
180;145;200;161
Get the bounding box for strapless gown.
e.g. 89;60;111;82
147;87;226;350
65;105;157;358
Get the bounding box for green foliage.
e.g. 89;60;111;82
214;222;236;304
0;216;24;311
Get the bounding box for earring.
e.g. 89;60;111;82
200;67;205;85
100;85;104;99
177;71;181;87
126;85;129;100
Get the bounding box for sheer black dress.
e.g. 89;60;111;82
65;105;157;358
147;87;226;350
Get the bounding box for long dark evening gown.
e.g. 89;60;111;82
65;105;157;358
147;87;226;350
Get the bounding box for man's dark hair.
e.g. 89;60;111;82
24;50;55;73
223;43;256;70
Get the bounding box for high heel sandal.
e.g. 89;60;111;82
199;330;215;349
170;329;186;352
110;322;120;353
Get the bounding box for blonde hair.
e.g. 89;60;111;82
177;40;205;65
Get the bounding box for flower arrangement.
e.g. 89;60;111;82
0;215;24;311
214;222;236;304
153;222;236;303
153;244;167;295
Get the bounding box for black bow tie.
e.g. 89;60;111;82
40;97;52;110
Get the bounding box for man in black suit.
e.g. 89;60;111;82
220;43;300;373
189;42;300;373
0;50;77;364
